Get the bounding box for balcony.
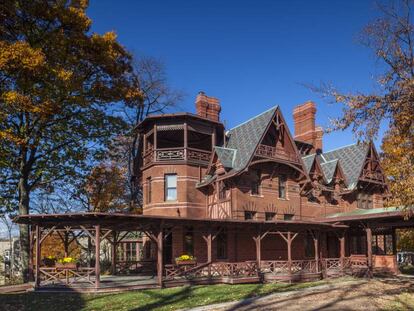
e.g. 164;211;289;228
143;147;211;167
255;144;299;163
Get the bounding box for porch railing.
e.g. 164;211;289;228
164;261;258;281
261;260;319;275
143;147;211;167
255;144;299;163
37;266;96;286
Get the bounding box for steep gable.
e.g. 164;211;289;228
225;106;278;172
321;143;369;190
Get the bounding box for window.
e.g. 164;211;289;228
216;231;228;260
244;211;256;220
164;174;177;201
357;193;372;209
265;212;276;221
184;227;194;256
146;177;152;204
284;213;294;220
250;169;261;195
218;181;227;200
278;175;287;199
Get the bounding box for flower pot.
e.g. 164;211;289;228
176;260;197;266
56;262;77;270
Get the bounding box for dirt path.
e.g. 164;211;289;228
189;278;414;311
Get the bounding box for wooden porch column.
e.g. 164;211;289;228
153;124;157;162
366;227;373;276
287;231;292;278
111;231;117;275
95;225;101;289
34;225;41;288
157;230;164;287
339;233;345;271
313;233;319;273
253;234;262;270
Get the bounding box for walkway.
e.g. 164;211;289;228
189;277;414;311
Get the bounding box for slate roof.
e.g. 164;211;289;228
301;143;369;190
215;147;237;168
320;159;338;183
225;106;278;173
321;143;369;189
302;154;316;174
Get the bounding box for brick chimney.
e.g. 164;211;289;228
293;101;323;153
195;91;221;121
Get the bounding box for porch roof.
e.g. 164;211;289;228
13;212;346;231
321;206;414;228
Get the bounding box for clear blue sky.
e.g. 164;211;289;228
88;0;385;152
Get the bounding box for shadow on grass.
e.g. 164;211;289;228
0;288;85;311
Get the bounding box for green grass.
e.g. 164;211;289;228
0;279;330;311
384;292;414;311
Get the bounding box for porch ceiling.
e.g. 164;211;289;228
13;212;346;232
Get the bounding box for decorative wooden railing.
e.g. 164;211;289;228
143;147;211;167
361;169;384;182
261;260;318;275
164;261;258;281
38;266;96;286
256;144;299;163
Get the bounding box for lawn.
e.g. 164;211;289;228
0;279;329;311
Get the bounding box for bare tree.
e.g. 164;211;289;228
111;56;185;210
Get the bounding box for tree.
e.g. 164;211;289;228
0;0;140;281
85;162;128;212
312;0;414;208
113;57;184;209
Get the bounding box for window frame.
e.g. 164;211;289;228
265;212;276;221
164;174;177;201
244;211;256;220
283;213;294;221
250;169;261;196
278;175;287;199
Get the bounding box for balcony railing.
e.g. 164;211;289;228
143;147;211;167
256;144;299;163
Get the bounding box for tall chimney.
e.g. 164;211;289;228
293;101;323;153
195;91;221;121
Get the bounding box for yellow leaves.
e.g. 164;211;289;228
102;31;117;43
54;68;73;82
2;91;56;116
0;41;45;71
0;128;26;146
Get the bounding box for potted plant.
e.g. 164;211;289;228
175;254;197;266
42;255;57;267
56;257;77;269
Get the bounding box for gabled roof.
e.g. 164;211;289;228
302;154;316;174
301;143;369;189
214;147;237;169
321;143;369;190
320;159;338;183
225;106;278;172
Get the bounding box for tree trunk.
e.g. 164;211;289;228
18;176;30;283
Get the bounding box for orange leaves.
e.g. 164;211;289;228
0;41;45;72
85;162;128;212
